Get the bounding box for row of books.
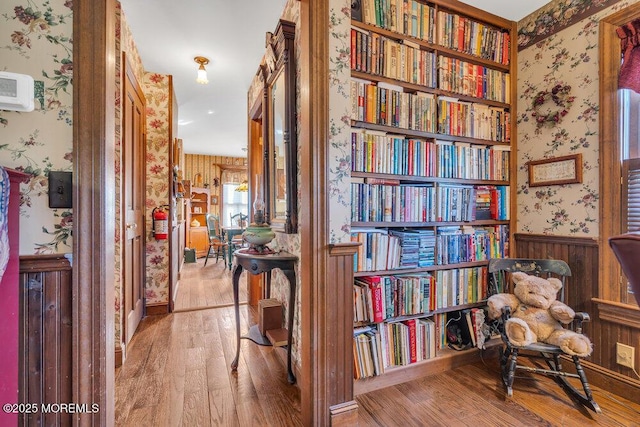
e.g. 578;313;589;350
437;97;510;142
350;130;510;180
353;0;436;44
353;317;437;378
436;10;510;65
434;140;509;181
352;229;402;272
351;80;437;132
351;28;437;87
350;181;509;223
436;225;509;265
475;185;509;221
433;266;490;309
445;308;487;350
355;274;433;322
351;225;509;272
389;228;435;268
438;56;510;103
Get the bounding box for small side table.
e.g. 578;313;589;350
230;249;298;384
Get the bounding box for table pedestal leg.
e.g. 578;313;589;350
283;268;297;384
230;264;243;370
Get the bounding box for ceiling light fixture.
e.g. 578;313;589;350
194;56;209;84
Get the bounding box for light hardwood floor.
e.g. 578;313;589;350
173;257;247;311
116;265;640;426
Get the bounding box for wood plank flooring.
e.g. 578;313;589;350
173;257;247;311
116;265;640;426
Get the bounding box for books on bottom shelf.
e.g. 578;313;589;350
353;317;437;380
444;307;488;351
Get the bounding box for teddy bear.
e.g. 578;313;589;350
487;271;592;357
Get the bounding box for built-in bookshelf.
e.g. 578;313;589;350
350;0;515;392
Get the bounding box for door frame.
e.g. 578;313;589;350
122;52;147;347
73;0;116;423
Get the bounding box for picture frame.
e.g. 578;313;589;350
211;195;218;205
528;154;583;187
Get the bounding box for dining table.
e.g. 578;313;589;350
222;226;244;269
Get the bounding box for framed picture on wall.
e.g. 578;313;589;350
211;195;218;205
528;154;583;187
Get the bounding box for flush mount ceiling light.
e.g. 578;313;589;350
194;56;209;84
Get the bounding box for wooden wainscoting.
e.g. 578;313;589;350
19;254;73;426
514;233;640;402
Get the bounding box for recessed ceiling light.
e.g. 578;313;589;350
208;110;215;115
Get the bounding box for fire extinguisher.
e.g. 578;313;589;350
152;205;170;240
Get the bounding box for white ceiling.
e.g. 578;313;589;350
120;0;551;158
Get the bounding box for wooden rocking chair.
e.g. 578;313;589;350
487;258;601;413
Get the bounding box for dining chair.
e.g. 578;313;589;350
204;213;227;267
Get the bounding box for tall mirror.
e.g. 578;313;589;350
264;19;297;233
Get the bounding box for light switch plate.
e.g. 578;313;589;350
48;171;72;208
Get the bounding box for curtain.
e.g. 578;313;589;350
617;18;640;93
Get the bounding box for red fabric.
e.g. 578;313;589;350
617;18;640;93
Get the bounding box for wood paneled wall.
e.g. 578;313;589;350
514;233;640;400
19;254;73;426
183;154;247;217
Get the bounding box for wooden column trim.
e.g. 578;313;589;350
73;0;116;424
593;298;640;329
328;242;360;256
598;4;640;302
329;400;359;426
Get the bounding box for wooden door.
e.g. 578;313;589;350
122;54;146;345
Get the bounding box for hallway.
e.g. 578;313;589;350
173;257;248;311
115;279;301;425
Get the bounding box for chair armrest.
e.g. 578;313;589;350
573;311;590;334
574;312;590;322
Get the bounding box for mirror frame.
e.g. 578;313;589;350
264;19;297;234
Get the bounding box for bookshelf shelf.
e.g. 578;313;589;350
349;0;515;393
350;121;509;146
351;70;511;109
353;339;502;395
350;20;510;72
353;259;491;277
352;171;509;186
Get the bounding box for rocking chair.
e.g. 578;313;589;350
487;258;601;413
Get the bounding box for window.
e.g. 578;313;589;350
222;183;248;228
600;5;640;306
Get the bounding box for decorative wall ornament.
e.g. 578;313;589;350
531;84;575;128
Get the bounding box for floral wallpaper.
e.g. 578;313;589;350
518;0;623;50
143;72;172;306
0;0;73;255
328;0;352;244
517;0;639;236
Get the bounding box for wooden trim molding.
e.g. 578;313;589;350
329;400;359;426
598;3;640;303
593;298;640;329
328;242;360;257
114;345;124;368
146;303;169;316
73;0;117;423
513;233;598;247
565;359;640;405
